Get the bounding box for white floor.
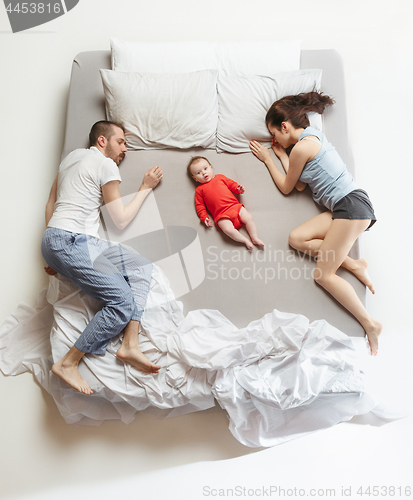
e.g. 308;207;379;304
1;1;412;499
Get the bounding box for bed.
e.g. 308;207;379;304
0;41;389;447
62;42;364;330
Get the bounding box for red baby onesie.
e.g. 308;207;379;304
194;174;244;229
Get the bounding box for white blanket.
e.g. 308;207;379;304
0;265;387;447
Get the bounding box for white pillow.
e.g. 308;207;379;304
216;69;323;153
100;69;219;150
111;39;301;75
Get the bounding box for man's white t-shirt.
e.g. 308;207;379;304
48;146;122;238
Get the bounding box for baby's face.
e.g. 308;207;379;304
191;159;214;184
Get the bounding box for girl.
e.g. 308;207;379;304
249;91;381;355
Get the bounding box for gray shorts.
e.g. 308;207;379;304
332;189;376;230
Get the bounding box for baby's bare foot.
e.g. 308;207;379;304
364;319;382;356
353;258;375;294
52;360;93;395
252;237;265;247
245;240;254;250
117;346;161;373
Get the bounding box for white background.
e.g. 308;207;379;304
0;1;412;499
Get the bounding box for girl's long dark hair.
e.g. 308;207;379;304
265;91;335;129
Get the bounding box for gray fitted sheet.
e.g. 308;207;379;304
61;49;365;336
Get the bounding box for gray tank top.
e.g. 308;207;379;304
298;127;357;210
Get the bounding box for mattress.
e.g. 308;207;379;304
62;49;364;337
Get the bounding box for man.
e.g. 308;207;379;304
42;121;163;395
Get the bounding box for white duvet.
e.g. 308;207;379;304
0;265;389;447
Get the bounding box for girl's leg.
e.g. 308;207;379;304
288;211;332;257
239;207;265;247
314;219;381;355
289;212;374;293
217;219;254;250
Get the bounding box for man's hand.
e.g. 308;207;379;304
141;166;163;190
237;184;245;194
204;217;214;227
103;167;163;230
44;266;57;276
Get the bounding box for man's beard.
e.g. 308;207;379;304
105;143;125;165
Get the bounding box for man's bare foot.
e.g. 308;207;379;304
117;345;161;373
364;319;382;356
352;258;375;294
252;237;265;247
52;359;93;395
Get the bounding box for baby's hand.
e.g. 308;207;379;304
204;217;214;227
237;184;245;194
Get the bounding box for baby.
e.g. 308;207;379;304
188;156;264;249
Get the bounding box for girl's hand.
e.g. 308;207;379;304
204;217;214;227
249;141;271;164
237;184;245;194
271;138;287;159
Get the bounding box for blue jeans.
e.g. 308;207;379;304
41;228;153;355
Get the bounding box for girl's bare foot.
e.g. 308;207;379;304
352;258;375;294
52;359;93;395
117;345;161;373
364;319;382;356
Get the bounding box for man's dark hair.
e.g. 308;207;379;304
89;121;125;147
